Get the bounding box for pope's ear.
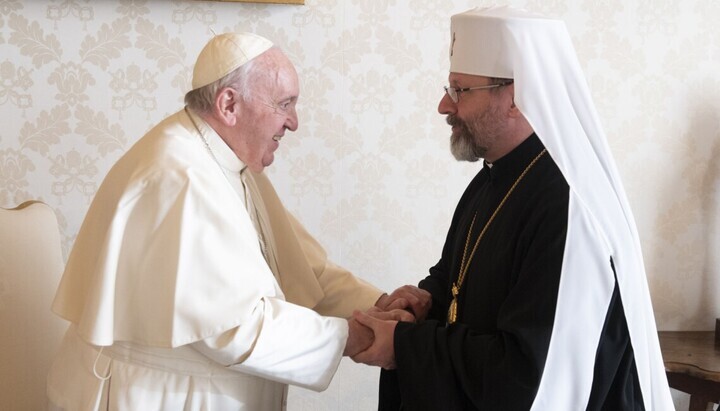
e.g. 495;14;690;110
214;87;240;127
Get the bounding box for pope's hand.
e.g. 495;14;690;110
350;310;397;370
343;316;373;357
367;306;415;323
376;285;431;321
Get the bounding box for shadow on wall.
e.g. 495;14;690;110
662;85;720;411
650;82;720;332
691;88;720;329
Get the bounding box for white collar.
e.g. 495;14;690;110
186;107;246;173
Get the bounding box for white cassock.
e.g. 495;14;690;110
47;108;382;410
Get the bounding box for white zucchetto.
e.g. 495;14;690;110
191;32;273;90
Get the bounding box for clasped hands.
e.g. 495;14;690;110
344;285;431;370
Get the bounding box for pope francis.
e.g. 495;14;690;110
46;32;397;410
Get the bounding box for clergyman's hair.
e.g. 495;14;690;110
184;46;276;114
489;77;514;92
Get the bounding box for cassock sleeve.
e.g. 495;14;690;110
390;186;568;409
285;211;383;318
248;171;383;317
191;296;348;392
187;172;381;391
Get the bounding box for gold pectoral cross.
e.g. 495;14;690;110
444;149;547;327
447;283;459;324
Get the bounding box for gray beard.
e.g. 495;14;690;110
447;105;504;162
448;115;487;162
450;130;484;162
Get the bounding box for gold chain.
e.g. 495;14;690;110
448;148;547;324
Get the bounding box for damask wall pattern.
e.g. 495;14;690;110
1;0;718;409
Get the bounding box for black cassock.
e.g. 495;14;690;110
379;135;644;410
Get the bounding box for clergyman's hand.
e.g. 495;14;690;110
376;285;432;321
350;310;397;370
343;316;374;357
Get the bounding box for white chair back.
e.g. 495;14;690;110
0;201;67;411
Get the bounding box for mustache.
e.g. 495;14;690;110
446;115;461;127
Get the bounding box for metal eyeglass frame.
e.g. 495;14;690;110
443;80;514;103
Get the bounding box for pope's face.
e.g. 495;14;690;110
235;50;299;173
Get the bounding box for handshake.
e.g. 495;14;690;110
343;285;431;370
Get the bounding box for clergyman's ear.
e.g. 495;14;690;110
507;85;522;118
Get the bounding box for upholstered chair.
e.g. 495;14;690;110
0;201;67;410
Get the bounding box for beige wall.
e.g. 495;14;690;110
1;0;718;409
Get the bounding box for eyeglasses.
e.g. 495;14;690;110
443;80;514;103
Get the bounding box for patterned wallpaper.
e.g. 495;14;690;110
1;0;718;409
